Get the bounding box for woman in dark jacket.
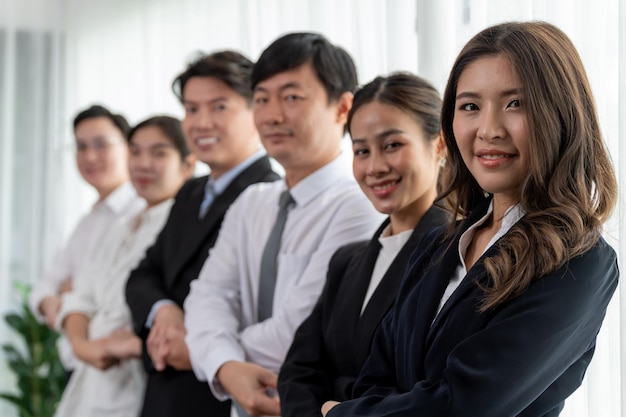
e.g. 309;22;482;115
322;21;618;417
278;72;450;417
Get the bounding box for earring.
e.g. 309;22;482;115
439;157;447;168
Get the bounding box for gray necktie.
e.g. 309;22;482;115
198;181;216;219
257;190;293;322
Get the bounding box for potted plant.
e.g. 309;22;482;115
0;283;66;417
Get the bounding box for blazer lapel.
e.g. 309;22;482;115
334;221;388;349
426;200;496;344
167;178;209;278
168;157;276;284
412;237;463;352
356;206;451;362
427;264;486;340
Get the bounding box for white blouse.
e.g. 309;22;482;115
436;203;526;316
361;225;413;314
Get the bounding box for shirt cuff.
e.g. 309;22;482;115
28;289;54;322
55;292;95;331
145;299;176;328
194;344;245;401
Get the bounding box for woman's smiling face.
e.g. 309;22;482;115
350;101;442;220
452;54;530;207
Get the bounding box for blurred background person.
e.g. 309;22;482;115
29;105;145;374
55;115;195;417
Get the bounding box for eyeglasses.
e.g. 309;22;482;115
75;138;123;154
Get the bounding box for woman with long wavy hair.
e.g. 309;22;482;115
322;21;618;417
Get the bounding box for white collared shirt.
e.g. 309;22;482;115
145;149;272;327
184;153;384;401
53;199;173;417
436;203;526;316
57;198;174;334
30;182;146;318
199;148;267;218
29;182;145;369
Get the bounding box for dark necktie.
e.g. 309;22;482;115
257;190;293;321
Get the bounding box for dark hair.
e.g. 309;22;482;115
440;21;617;310
348;72;445;191
348;72;441;140
73;105;131;138
252;32;358;102
172;51;254;105
128;116;191;160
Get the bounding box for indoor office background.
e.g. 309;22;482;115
0;0;623;416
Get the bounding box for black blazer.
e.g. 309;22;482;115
125;156;279;417
330;200;619;417
278;205;450;417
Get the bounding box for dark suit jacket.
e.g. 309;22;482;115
278;206;450;417
125;156;279;417
330;199;619;417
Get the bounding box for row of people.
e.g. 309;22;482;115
57;115;196;416
30;20;617;417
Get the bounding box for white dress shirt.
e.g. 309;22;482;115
184;153;384;401
29;181;145;368
436;203;526;316
145;149;269;328
53;198;173;417
30;182;145;316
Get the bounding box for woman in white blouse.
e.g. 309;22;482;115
54;116;195;417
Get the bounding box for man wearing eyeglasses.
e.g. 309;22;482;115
29;105;145;373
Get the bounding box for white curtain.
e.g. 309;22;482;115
0;2;67;414
0;0;623;416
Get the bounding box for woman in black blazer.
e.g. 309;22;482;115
322;21;619;417
278;72;451;417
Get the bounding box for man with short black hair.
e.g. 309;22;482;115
184;33;383;417
30;104;144;372
125;50;279;417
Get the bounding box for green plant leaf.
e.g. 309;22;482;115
0;283;66;417
2;344;26;361
4;313;26;333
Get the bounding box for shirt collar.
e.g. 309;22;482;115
141;198;174;222
99;181;139;214
129;198;174;231
458;201;526;264
288;151;353;207
378;225;413;248
205;148;266;197
500;203;526;230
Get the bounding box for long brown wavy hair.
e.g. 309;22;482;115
440;21;617;311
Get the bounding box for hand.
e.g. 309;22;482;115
39;296;62;330
72;337;119;370
106;328;142;360
162;325;192;370
217;361;280;416
147;304;184;371
322;401;340;417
